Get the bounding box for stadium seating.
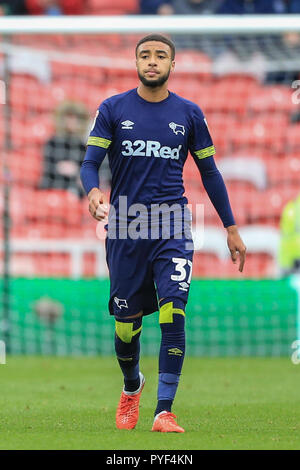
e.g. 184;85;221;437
247;186;300;224
192;252;275;278
193;225;228;260
230;116;288;154
239;225;280;260
205;113;239;156
87;0;138;15
286;124;300;152
7;149;42;187
247;85;294;115
15;189;83;227
218;156;267;190
265;154;300;186
5;29;299;278
12;114;54;148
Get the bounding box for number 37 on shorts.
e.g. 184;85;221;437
170;257;193;293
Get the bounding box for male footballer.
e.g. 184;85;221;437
80;34;246;433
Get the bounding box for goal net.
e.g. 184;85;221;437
0;14;299;356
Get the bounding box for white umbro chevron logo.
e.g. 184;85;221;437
121;120;134;129
179;281;189;292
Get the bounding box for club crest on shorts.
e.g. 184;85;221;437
169;122;185;135
114;297;128;309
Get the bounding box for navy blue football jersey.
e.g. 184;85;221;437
87;88;215;218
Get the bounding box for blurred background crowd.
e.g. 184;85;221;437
0;0;300;16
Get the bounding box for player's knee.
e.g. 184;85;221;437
158;298;185;333
114;317;142;365
115;316;142;344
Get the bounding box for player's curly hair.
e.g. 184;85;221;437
135;34;176;60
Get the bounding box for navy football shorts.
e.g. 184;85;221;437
105;235;194;318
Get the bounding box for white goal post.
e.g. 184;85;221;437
0;14;299;35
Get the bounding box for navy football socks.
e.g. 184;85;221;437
114;317;142;393
155;300;186;416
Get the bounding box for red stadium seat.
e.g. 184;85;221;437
28;253;71;277
7;149;42;187
49;79;106;112
2;187;35;228
225;182;257;226
11;222;85;239
174;51;213;82
205;113;239;156
51;60;105;84
24;189;83;226
11;76;104;114
11;114;54;148
218;156;267;190
200;77;259;117
192;252;274;278
11;76;71;114
286;124;300;152
87;0;138;14
264;154;300;186
230;116;288;154
247;186;300;223
247;85;294;115
184;185;224;226
13;33;68;49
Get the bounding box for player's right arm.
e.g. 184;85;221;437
80;102;113;221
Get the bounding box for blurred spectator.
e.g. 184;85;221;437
279;193;300;276
291;108;300;123
0;0;28;14
216;0;287;14
264;32;300;84
213;48;267;80
25;0;83;15
170;0;224;50
39;101;89;198
139;0;174;15
288;0;300;12
172;0;223;15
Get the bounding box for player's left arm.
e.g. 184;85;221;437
189;106;246;272
80;101;112;221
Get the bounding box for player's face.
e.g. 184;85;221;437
136;41;175;88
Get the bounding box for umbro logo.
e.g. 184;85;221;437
121;120;134;129
168;347;183;357
179;281;189;292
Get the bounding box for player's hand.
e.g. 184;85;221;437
226;225;246;272
87;188;108;221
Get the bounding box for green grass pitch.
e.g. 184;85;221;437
0;356;300;450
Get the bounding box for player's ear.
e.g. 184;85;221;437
171;60;175;73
